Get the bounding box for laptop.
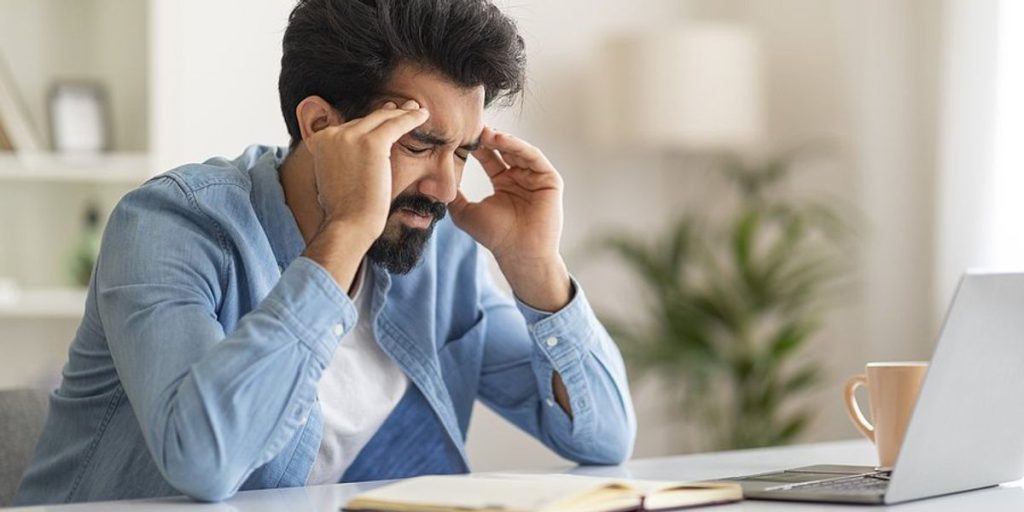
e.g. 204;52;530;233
725;271;1024;505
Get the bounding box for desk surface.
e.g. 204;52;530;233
13;439;1024;511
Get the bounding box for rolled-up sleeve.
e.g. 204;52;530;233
98;177;355;501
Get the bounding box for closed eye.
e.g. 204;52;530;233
401;143;430;155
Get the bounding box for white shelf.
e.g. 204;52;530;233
0;152;153;184
0;287;88;319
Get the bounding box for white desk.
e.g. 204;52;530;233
12;439;1024;511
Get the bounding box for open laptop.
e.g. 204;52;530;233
725;271;1024;505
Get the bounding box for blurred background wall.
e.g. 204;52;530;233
469;0;944;469
0;0;1020;472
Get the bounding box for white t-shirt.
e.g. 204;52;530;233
306;263;409;485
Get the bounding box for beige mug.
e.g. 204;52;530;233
843;362;928;468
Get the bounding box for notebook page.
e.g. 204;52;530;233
346;474;626;512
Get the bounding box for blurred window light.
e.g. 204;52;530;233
984;0;1024;267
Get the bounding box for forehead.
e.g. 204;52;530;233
380;63;485;144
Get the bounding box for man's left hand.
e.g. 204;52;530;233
448;127;571;312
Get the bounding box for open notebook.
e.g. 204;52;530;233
342;473;742;512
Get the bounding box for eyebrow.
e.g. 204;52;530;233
378;92;482;151
409;129;481;152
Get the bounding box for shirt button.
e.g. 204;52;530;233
545;398;555;407
545;336;559;348
332;323;344;337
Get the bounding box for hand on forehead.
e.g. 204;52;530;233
378;63;485;149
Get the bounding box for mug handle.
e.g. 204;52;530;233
843;374;875;442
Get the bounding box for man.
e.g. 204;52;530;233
16;0;635;504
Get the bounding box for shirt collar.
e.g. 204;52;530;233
249;146;306;271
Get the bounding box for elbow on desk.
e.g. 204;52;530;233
557;420;636;466
560;436;634;466
582;405;637;465
144;391;266;502
584;433;635;465
151;422;249;502
161;460;243;502
579;449;630;467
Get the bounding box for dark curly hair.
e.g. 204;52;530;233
279;0;527;148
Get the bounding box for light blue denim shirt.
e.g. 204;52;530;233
15;145;636;505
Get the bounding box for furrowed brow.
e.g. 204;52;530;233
409;130;449;146
410;130;481;152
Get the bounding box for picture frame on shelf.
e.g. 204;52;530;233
48;81;111;154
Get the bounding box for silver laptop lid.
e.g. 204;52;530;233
887;271;1024;503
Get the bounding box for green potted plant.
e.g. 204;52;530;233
596;151;855;451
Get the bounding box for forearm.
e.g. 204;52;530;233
499;255;574;416
552;372;572;418
497;254;571;312
302;220;377;292
154;306;324;499
532;287;634;459
528;299;636;464
481;277;636;464
105;258;356;500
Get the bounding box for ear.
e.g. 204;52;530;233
295;96;344;142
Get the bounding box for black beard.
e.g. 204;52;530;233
366;194;447;274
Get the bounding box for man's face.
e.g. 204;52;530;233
365;63;485;274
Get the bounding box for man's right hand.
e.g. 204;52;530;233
305;99;429;238
301;99;429;291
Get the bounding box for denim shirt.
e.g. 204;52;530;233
15;145;636;505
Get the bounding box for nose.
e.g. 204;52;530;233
416;155;459;204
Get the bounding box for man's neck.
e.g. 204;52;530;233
279;144;324;245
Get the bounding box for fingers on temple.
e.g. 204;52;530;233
472;147;510;177
483;129;555;173
352;100;428;140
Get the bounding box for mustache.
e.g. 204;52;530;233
389;194;447;222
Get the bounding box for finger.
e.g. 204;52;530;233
471;147;510;178
446;189;475;222
345;101;414;134
505;165;562;191
482;130;556;173
366;107;430;145
447;190;490;236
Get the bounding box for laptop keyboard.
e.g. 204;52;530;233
784;475;889;495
